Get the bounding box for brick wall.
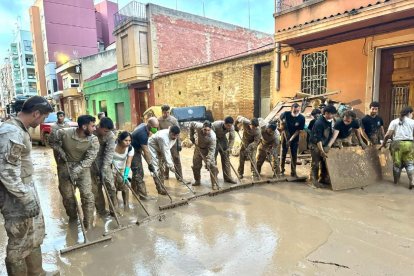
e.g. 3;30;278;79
149;4;274;74
153;50;274;120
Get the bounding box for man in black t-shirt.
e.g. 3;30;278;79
309;105;337;187
280;103;305;177
326;110;366;149
361;101;385;145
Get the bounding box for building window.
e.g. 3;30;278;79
301;50;328;95
63;77;69;89
139;32;149;65
92;100;97;115
121;35;129;67
23;40;32;52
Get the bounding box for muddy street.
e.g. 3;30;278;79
0;146;413;275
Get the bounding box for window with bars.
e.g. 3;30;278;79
301;50;328;95
391;84;410;119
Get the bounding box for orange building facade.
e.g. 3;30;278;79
274;0;414;126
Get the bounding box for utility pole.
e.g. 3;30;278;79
203;1;205;17
248;0;251;29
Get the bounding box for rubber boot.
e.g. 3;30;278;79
26;247;60;276
192;166;201;186
164;167;170;180
109;191;118;217
137;180;149;200
6;259;27;276
407;169;414;190
122;190;130;211
280;157;286;176
393;166;401;185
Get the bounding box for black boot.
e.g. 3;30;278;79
393;166;401;185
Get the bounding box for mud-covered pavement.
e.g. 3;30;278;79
0;146;413;275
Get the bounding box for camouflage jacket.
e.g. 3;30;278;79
189;122;217;163
50;128;99;168
95;130;116;169
0;118;38;218
212;120;235;149
236;116;261;149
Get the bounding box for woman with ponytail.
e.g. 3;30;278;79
380;106;414;189
112;131;134;210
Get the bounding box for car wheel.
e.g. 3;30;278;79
42;133;50;147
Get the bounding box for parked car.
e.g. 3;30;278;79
143;105;213;139
29;112;77;146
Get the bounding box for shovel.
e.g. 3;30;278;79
60;162;112;255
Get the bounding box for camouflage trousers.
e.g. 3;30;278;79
1;181;45;263
193;147;219;186
214;139;234;181
256;144;280;175
57;163;95;227
131;148;148;197
238;144;258;177
91;164;117;214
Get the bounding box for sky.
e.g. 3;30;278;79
0;0;275;61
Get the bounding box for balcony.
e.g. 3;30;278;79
114;1;147;30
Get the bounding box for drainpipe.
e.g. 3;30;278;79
275;42;281;91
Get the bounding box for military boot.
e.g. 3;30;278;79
6;259;27;276
137;180;149;200
192;166;201;186
122;190;130;211
25;247;60;276
153;176;167;195
393;166;401;185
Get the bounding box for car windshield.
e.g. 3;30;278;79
44;113;71;123
171;106;206;122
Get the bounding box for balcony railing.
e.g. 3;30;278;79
275;0;314;13
114;1;147;29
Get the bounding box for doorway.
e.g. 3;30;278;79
379;45;414;126
134;88;149;123
254;63;271;118
115;102;125;129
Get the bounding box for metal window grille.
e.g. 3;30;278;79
391;84;410;119
301;50;327;95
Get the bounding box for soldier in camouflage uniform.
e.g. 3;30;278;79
0;96;58;275
49;111;70;164
256;121;281;177
235;116;261;179
50;115;99;229
158;104;183;180
189;121;219;190
91;117;117;216
212;116;237;184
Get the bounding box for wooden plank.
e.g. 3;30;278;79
326;147;382;191
377;147;394;182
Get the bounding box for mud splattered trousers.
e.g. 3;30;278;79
164;143;183;180
390;140;414;185
310;144;330;184
215;139;234;182
113;167;130;210
1;182;46;274
257;144;280;176
57;162;95;228
238;144;258;178
91;164;117;214
193;147;219;187
131;148;148;198
281;138;298;176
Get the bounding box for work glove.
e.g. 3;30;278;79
148;164;155;173
123;167;130;183
190;136;195;145
71;165;83;181
20;189;40;218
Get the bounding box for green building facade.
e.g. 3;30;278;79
83;72;132;130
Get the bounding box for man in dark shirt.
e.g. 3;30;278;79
280;103;305;177
327;110;366;149
309;105;337;188
306;108;321;149
131;117;165;199
361;101;385;145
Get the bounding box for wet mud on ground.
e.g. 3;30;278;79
0;147;413;275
